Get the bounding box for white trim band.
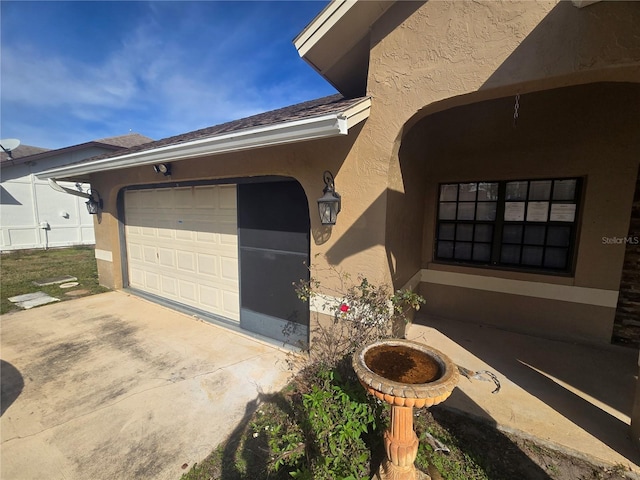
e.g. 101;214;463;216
421;269;619;308
95;249;113;262
310;293;342;315
401;270;423;293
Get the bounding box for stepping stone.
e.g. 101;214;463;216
33;275;77;287
65;289;90;297
8;291;60;309
59;282;80;289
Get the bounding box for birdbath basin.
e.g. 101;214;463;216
353;339;459;480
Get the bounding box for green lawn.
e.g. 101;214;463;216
0;246;109;315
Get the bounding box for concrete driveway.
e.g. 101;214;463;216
1;291;293;480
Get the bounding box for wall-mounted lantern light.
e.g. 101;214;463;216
317;170;341;226
85;189;103;215
153;163;172;176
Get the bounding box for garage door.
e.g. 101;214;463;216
124;185;239;321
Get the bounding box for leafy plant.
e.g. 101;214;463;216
248;364;384;480
181;371;627;480
300;367;382;480
250;403;306;477
275;260;424;477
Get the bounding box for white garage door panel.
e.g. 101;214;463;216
130;268;144;285
199;285;220;309
176;250;196;272
221;257;239;281
125;186;239;321
158;248;175;267
197;253;218;277
161;276;178;295
145;272;160;290
143;246;158;264
222;291;240;316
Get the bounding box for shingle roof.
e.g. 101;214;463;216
0;144;50;162
95;133;154;149
84;94;362;162
36;94;371;181
0;133;153;167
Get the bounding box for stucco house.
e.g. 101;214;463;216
1;133;152;251
37;0;639;349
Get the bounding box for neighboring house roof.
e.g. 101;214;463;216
0;144;50;163
1;133;153;168
37;94;372;181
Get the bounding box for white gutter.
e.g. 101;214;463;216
341;97;371;130
36;102;371;180
47;178;91;199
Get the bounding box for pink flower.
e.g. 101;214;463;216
340;303;350;312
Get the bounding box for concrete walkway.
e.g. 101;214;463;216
407;315;640;473
1;291;293;480
4;291;638;478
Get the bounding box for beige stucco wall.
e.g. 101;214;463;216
341;0;639;342
368;1;639;121
90;0;639;344
363;0;640;289
89;122;396;293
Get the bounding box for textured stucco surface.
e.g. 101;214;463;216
406;82;639;343
358;0;640;342
91;123;393;293
90;0;640;344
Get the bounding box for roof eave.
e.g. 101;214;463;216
294;1;395;96
294;0;358;57
37;99;371;181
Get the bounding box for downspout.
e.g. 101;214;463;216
47;178;91;199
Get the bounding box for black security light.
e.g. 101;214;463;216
85;189;103;215
153;163;172;176
317;170;341;226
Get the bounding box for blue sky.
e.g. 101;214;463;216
0;1;335;149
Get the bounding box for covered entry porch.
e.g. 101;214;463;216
392;81;640;345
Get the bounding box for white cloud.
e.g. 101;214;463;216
2;45;136;110
1;2;335;149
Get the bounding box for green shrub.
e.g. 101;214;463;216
249;402;306;478
301;367;381;480
251;364;384;479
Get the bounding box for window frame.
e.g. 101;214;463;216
434;177;582;275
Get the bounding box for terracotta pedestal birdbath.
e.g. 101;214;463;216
353;339;459;480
